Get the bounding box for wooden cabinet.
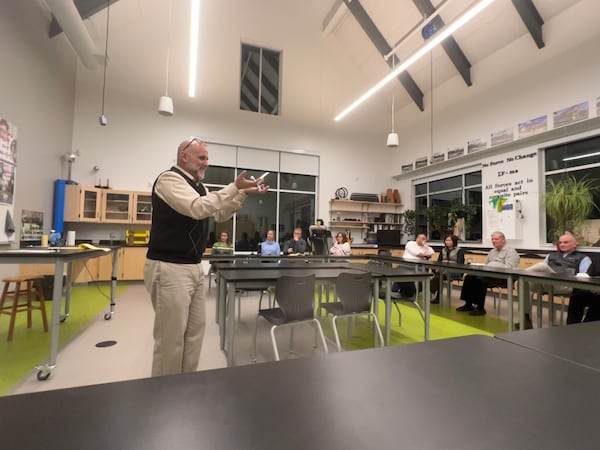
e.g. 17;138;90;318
64;185;150;224
64;185;102;222
329;199;403;242
102;190;133;223
121;246;147;280
133;192;152;224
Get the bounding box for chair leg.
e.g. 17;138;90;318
412;298;425;321
8;281;22;341
270;325;280;361
332;316;342;352
394;302;402;327
369;312;385;348
312;319;329;354
26;280;33;329
289;326;295;354
35;280;48;332
252;315;261;362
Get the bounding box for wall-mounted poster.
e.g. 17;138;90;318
21;210;44;242
0;116;17;243
553;101;589;128
490;127;514;147
518;115;547;139
467;137;487;153
415;156;428;169
401;163;414;173
447;147;464;159
481;149;538;239
430;152;445;164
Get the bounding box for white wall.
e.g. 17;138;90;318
0;2;77;277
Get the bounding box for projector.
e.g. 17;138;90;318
99;115;108;126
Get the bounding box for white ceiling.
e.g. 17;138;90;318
38;0;596;137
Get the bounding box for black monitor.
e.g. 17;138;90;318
376;230;402;248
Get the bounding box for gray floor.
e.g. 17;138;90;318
8;278;564;396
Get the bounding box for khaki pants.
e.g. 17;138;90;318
523;262;572;315
144;259;206;376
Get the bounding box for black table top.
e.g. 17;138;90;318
496;321;600;371
0;247;111;263
2;335;600;449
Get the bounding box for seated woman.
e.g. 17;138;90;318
260;230;281;256
330;232;351;256
212;231;233;250
430;234;464;304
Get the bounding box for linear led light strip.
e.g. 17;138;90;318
334;0;496;122
189;0;200;97
562;151;600;162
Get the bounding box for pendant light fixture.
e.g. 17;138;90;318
386;94;399;147
387;54;399;147
158;0;174;116
99;0;110;126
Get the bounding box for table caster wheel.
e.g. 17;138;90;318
104;313;112;320
37;370;51;381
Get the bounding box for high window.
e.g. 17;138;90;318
240;44;280;115
414;170;482;242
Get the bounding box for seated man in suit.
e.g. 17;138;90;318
521;233;591;329
456;231;520;316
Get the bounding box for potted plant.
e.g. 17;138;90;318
402;209;417;240
424;204;450;240
545;175;599;242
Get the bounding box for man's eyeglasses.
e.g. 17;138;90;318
181;137;204;153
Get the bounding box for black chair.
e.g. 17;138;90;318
371;255;424;326
252;275;328;361
308;226;332;256
320;272;383;352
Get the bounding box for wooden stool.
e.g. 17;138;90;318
0;275;49;341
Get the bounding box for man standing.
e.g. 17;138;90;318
522;233;591;329
403;233;434;261
144;137;266;376
284;227;307;254
457;231;520;316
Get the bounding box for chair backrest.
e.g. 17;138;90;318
335;272;373;313
275;275;316;322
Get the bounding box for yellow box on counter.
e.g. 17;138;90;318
126;229;150;245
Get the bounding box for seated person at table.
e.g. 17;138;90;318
430;234;464;304
521;233;591;329
260;230;281;256
567;253;600;324
403;234;434;261
330;232;351;256
456;231;520;316
212;231;233;250
283;227;307;255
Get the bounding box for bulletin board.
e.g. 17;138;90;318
0;116;17;243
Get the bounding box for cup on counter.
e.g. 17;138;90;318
40;234;49;247
66;231;76;246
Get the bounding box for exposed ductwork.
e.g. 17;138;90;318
45;0;103;69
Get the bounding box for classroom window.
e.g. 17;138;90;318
414;170;482;242
544;135;600;244
240;44;280;115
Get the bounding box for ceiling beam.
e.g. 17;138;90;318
49;0;120;38
511;0;545;49
342;0;424;111
413;0;472;86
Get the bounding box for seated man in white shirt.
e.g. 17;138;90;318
403;234;434;261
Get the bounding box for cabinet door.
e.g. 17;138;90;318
132;192;152;224
65;185;102;222
121;247;147;280
101;190;133;223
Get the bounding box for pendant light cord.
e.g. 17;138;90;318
165;0;173;96
101;0;111;115
430;49;433;158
